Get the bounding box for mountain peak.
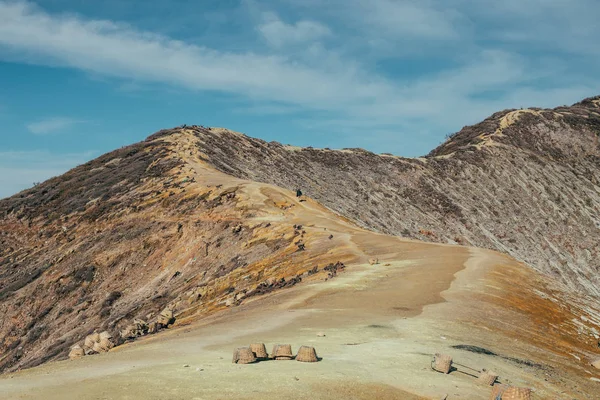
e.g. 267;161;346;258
429;96;600;158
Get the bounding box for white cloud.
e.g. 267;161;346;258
360;0;463;39
455;0;600;57
0;1;520;117
26;117;82;135
0;1;381;111
0;150;94;199
0;0;597;156
257;12;331;48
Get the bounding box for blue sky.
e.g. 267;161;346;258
0;0;599;198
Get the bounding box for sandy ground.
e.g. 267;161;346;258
2;240;597;399
1;135;599;399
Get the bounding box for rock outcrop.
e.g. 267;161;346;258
81;331;114;355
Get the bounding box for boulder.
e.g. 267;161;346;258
235;292;245;302
84;332;100;349
68;344;85;360
84;347;98;356
120;320;148;339
157;308;175;326
147;321;163;334
120;325;138;339
133;319;148;328
592;358;600;369
92;337;114;353
92;337;115;353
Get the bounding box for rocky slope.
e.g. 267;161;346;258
0;95;598;375
191;96;600;296
0;133;355;372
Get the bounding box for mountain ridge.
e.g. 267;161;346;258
180;97;599;296
0;95;599;375
429;95;600;157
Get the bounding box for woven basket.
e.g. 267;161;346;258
296;346;318;362
232;347;256;364
272;344;294;360
249;343;268;359
432;353;453;374
68;345;85;359
478;370;498;386
501;387;532;400
490;385;508;400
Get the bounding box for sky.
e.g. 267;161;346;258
0;0;599;199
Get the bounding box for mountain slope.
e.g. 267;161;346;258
2;227;600;399
0;133;359;372
0;95;599;380
188;97;600;296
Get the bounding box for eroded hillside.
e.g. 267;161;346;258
0;134;359;372
185;97;600;296
1;95;599;379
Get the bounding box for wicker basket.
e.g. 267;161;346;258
501;387;532;400
432;353;453;374
490;385;508;400
478;370;498;386
490;385;531;400
296;346;318;362
232;347;256;364
271;344;294;360
249;343;268;359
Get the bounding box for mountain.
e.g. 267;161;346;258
0;96;599;385
0;132;362;372
193;97;600;296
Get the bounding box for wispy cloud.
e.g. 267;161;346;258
359;0;464;39
0;1;407;116
257;12;331;48
0;0;598;156
462;0;600;57
26;117;82;135
0;150;95;199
